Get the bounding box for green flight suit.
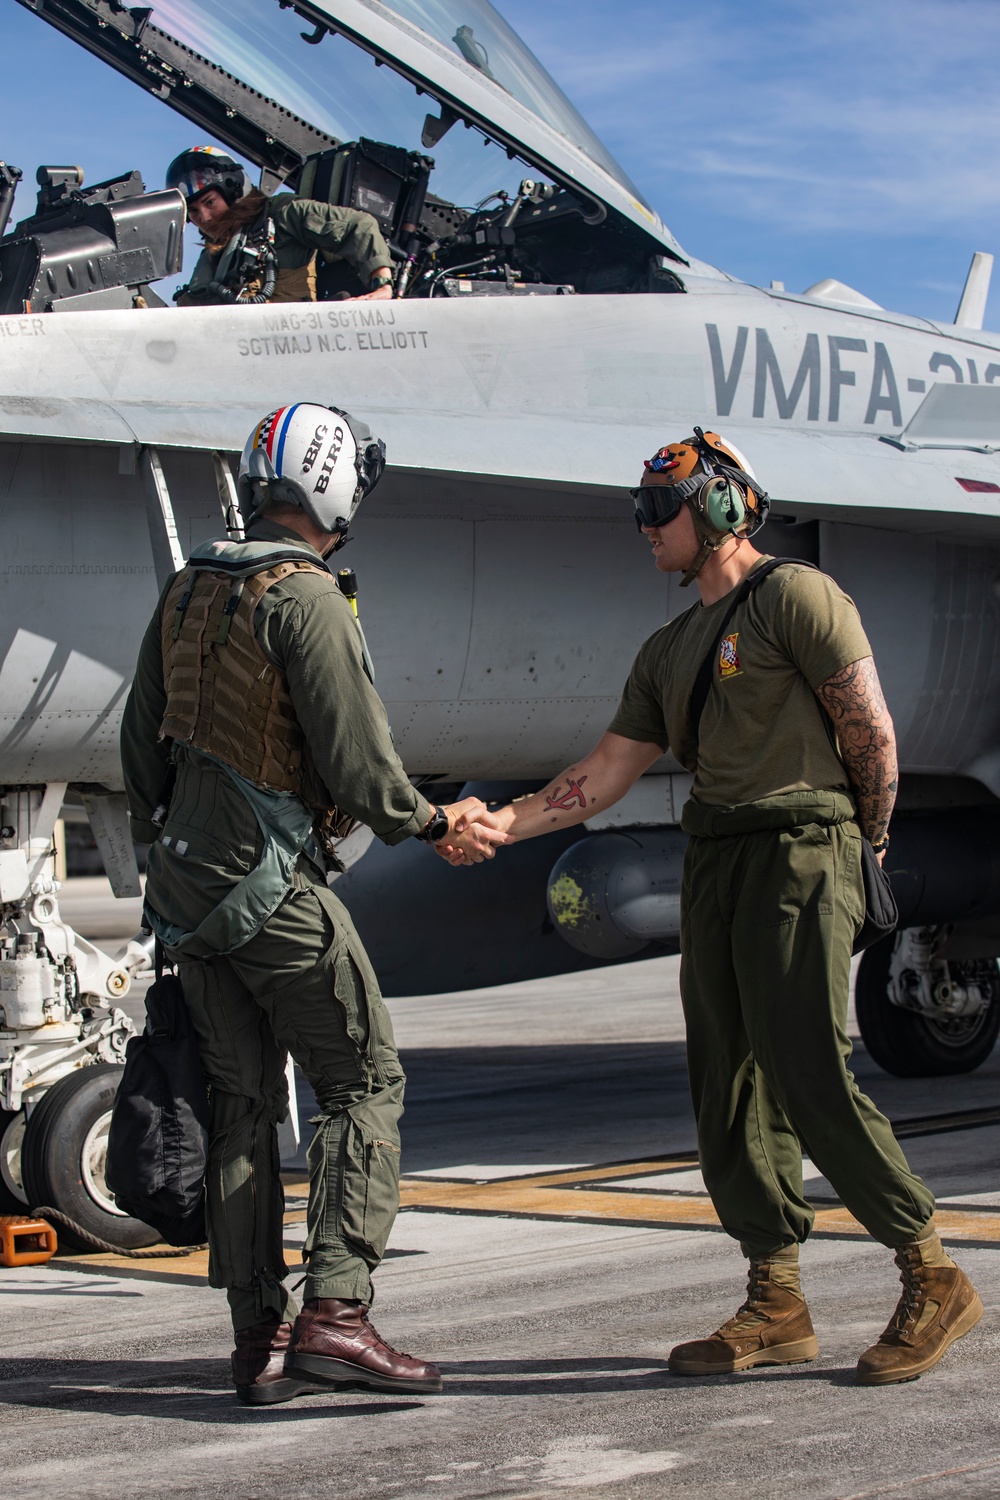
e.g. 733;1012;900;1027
183;194;391;303
610;558;935;1257
121;519;432;1329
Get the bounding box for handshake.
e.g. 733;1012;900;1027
426;797;517;867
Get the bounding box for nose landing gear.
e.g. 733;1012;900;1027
856;926;1000;1076
0;784;157;1250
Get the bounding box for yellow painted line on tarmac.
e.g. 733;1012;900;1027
398;1167;1000;1244
37;1163;1000;1285
399;1177;723;1226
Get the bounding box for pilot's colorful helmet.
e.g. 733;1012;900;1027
237;403;386;544
166;146;248;207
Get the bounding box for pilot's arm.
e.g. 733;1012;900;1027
270;196;393;296
257;572;432;843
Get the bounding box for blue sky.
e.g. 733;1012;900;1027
3;0;998;326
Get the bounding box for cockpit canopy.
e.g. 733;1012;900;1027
8;0;689;304
18;0;683;259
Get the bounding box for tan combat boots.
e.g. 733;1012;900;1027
669;1244;818;1376
856;1221;983;1385
669;1225;982;1384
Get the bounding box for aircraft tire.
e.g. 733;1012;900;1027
20;1064;160;1251
0;1108;28;1212
856;937;1000;1077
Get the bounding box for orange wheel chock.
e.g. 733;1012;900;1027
0;1215;59;1267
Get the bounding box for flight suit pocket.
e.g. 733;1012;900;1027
837;825;866;933
761;823;836;927
331;945;371;1056
340;1083;404;1264
332;940;403;1088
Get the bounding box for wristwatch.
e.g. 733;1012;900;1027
370;268;394;290
416;806;449;844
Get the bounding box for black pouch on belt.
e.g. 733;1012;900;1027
854;839;898;954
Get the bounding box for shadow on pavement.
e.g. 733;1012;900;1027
435;1355;867;1394
295;1041;694;1174
0;1360;425;1422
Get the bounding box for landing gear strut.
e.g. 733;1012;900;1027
0;784;155;1249
856;926;1000;1077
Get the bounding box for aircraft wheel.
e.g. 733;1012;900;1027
856;937;1000;1077
0;1107;28;1212
20;1064;160;1251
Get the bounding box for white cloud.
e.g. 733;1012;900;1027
501;0;1000;239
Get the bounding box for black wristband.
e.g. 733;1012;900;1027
415;806;449;844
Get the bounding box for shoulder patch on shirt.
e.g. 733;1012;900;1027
719;632;742;680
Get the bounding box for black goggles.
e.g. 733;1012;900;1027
630;474;704;531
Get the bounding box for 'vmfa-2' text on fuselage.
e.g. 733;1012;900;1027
3;0;1000;1246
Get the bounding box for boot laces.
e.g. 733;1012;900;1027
888;1248;924;1334
361;1309;412;1359
718;1260;770;1335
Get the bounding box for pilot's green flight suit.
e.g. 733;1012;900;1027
609;558;936;1256
121;519;432;1330
182;194;392;304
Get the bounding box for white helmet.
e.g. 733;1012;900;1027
237;403;386;542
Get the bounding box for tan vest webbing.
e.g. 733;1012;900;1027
271;255;318;303
159;559;333;802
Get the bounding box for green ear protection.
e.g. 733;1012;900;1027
699;475;750;535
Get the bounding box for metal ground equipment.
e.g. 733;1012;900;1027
0;165;184;314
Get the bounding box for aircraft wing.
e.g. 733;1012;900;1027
5;297;1000;539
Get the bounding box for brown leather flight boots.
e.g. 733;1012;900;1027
856;1223;983;1385
669;1246;818;1376
232;1317;323;1405
285;1298;444;1394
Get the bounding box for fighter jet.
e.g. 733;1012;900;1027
2;0;1000;1250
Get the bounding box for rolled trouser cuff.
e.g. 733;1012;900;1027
228;1276;297;1333
304;1244;374;1305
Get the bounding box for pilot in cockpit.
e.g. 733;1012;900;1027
167;146;394;307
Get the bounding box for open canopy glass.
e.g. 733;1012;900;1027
150;0;678;249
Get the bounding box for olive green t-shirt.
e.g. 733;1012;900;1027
608;558;872;807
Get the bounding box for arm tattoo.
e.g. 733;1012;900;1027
815;656;898;844
544;775;589;811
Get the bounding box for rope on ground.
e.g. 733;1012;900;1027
31;1207;207;1258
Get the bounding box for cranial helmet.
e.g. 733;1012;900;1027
166;146;249;207
631;427;769;585
237;403;387;544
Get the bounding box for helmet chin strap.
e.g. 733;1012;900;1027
679;499;734;588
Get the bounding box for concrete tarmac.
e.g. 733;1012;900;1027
4;879;1000;1499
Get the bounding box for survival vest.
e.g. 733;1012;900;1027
148;539;354;956
159;538;340;803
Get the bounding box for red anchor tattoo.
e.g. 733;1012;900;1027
544;775;589;811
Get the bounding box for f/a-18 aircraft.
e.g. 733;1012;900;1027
2;0;1000;1249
